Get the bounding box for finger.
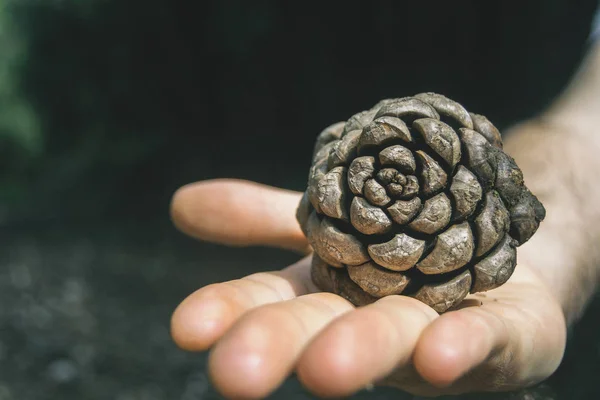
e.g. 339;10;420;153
209;293;355;399
296;296;439;398
170;179;310;253
414;265;566;392
412;305;511;389
171;256;316;351
456;294;564;391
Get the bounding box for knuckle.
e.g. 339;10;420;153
198;283;234;300
456;307;504;338
243;272;279;285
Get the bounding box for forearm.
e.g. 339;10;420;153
503;42;600;325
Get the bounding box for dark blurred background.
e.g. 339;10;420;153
2;1;600;399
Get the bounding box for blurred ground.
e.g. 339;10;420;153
2;219;599;400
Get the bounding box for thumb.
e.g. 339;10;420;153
170;179;310;253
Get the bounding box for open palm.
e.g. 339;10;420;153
170;179;566;398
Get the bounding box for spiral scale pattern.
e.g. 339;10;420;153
296;93;545;313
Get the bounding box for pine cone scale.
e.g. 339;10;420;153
414;92;474;130
414;270;473;313
415;222;475;275
367;233;426;272
413;118;462;169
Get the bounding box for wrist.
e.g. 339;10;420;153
504;120;600;325
515;217;598;325
542;41;600;137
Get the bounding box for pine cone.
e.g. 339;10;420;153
296;93;546;313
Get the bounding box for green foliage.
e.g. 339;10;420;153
0;0;171;221
0;1;41;155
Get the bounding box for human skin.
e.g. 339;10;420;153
168;42;600;398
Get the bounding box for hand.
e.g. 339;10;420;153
169;179;567;398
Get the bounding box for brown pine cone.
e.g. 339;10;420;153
296;93;546;313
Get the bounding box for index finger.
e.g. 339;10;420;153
170;179;310;253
